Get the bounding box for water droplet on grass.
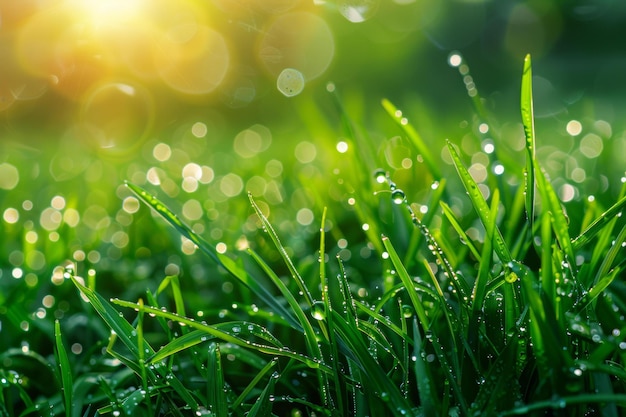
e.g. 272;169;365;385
311;301;326;320
277;68;305;97
374;168;387;183
391;189;405;204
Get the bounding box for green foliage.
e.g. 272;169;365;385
2;55;626;417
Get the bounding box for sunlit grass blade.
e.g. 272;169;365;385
446;140;512;264
135;298;153;416
382;236;429;331
112;298;331;372
572;194;626;251
591;224;626;288
319;208;346;414
54;320;73;417
469;189;498;342
535;167;576;266
440;201;481;262
157;275;186;319
125;181;300;330
520;54;536;229
149;330;216;363
248;193;314;306
404;179;447;268
381;98;441;179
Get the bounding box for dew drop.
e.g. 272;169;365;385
374;168;387;184
391;189;405;204
311;301;326;321
401;305;414;318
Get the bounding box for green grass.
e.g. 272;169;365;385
2;55;626;416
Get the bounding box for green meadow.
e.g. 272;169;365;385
1;1;626;416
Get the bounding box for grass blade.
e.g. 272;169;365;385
535;167;576;266
382;236;430;331
112;298;330;372
520;54;536;229
381;98;441;179
572;194;626;251
248;193;314;306
232;358;278;410
207;343;228;417
246;372;279;417
446;140;512;264
54;320;73;417
440;201;481;262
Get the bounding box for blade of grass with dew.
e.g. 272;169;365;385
381;98;441;179
383;179;472;302
319;208;346;415
356;319;405;366
71;276;199;410
446;140;512;264
440;201;482;262
112;298;331;373
54;320;73;417
248;193;313;306
207;342;228;417
469;189;499;345
148;330;216;363
136;298;154;416
573;266;622;314
590;224;626;288
404;178;447;269
144;289;171;337
246;372;279;417
535;166;576;267
572;194;626;251
157;275;186;320
231;358;278;410
382;236;430;331
412;318;438;415
355;299;414;346
397;299;410;400
520;54;536;230
125;181;300;330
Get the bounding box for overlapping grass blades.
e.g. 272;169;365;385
60;54;626;416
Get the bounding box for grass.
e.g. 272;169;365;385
2;55;626;416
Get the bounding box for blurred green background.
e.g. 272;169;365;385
1;0;626;354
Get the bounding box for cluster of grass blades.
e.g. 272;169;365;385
37;55;626;417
